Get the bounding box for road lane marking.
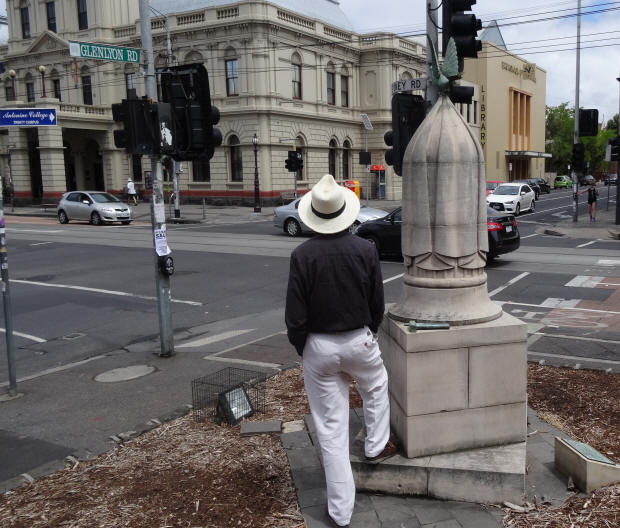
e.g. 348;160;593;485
383;273;404;284
488;272;530;297
29;242;54;246
7;228;64;233
520;234;539;239
540;298;581;308
577;240;597;248
178;329;255;348
597;260;620;267
0;328;46;343
504;301;620;316
566;276;603;288
0;354;106;388
11;279;203;306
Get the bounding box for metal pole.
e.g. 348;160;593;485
0;176;17;396
365;129;369;205
573;0;581;223
139;0;174;357
253;135;260;213
426;0;439;106
165;15;180;220
617;74;620;223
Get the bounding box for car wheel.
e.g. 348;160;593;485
57;210;69;224
530;199;535;212
90;212;102;226
121;220;131;225
285;218;301;237
515;203;521;216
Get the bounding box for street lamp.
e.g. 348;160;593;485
252;133;261;213
8;69;16;101
38;65;47;98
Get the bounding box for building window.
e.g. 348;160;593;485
5;85;14;102
225;59;238;96
343;140;351;180
193;159;210;182
467;103;471;123
229;135;243;182
53;79;62;100
82;75;93;105
21;7;30;38
26;82;35;102
47;2;57;32
132;155;143;181
291;62;302;100
125;73;136;97
328;140;337;176
77;0;88;30
341;76;349;107
327;72;335;105
473;100;478;125
509;88;532;151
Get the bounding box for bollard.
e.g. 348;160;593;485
202;197;206;219
407;320;450;333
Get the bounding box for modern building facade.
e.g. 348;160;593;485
0;0;429;204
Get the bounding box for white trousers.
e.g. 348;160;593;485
303;327;390;527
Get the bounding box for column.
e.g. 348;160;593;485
8;127;31;200
37;124;67;197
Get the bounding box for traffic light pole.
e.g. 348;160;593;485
140;0;174;357
573;0;581;223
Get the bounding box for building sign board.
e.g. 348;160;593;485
392;78;428;94
0;108;57;127
502;61;536;82
69;41;141;63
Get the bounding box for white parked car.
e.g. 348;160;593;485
486;183;535;216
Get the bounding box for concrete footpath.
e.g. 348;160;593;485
538;199;620;239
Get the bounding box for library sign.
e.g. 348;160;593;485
501;61;536;83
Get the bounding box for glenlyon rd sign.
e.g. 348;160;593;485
0;109;57;127
69;41;141;63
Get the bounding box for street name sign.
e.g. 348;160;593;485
392;78;428;94
360;113;373;131
0;108;57;127
69;40;141;64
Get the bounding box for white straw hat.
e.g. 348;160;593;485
298;174;360;234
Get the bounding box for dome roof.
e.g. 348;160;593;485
150;0;354;32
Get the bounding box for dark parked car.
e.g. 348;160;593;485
516;179;541;199
533;178;551;194
353;207;520;260
604;174;618;186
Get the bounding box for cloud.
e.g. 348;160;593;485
338;0;620;122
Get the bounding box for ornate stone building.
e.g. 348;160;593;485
0;0;429;204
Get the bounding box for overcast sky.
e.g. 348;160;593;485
0;1;618;123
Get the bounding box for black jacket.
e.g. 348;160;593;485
285;231;385;355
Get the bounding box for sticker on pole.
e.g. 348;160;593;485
154;228;171;256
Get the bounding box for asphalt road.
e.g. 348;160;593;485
0;186;618;488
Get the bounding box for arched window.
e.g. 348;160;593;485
401;71;413;81
291;53;302;100
342;140;351;180
328;139;337;177
229;135;243;182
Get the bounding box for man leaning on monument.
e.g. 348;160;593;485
285;174;397;528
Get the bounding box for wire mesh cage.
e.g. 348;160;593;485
191;367;267;424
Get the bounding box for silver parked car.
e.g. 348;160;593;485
57;191;132;225
273;197;388;237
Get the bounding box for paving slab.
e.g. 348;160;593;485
239;419;281;436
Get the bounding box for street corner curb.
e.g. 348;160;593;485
543;228;565;237
167;217;202;224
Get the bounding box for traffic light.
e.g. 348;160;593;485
610;137;620;162
112;98;164;156
449;84;474;105
285;150;303;172
160;63;222;161
572;143;585;172
442;0;482;72
579;109;599;137
384;93;426;176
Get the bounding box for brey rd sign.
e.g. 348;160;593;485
69;41;141;64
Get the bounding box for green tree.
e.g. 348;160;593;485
607;114;618;131
545;103;574;174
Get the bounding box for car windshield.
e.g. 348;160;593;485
494;186;519;195
91;193;120;203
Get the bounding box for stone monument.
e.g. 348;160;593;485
353;39;528;504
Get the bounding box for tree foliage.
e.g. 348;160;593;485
546;103;615;176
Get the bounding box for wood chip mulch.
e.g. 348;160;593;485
504;365;620;528
0;364;618;528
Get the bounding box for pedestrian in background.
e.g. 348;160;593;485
578;180;598;221
126;178;137;206
285;174;396;528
